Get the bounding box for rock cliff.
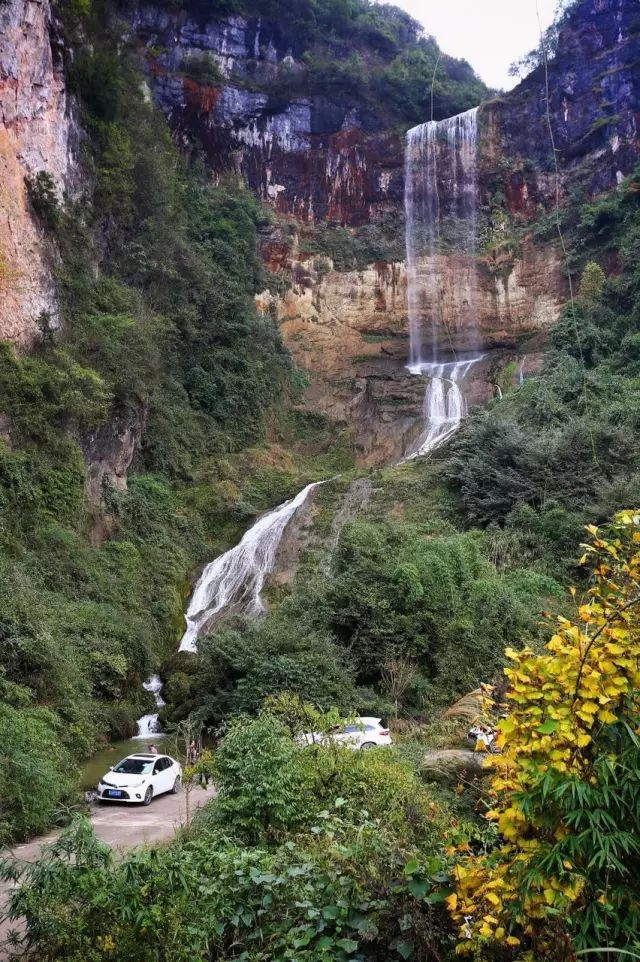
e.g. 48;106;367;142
122;0;639;461
0;0;79;346
1;0;638;462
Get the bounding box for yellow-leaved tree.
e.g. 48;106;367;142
448;510;640;958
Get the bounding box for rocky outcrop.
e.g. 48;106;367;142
482;0;640;207
0;0;79;346
129;5;404;225
82;409;147;541
255;241;560;461
409;240;567;355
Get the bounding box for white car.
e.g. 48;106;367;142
301;717;392;750
97;753;182;805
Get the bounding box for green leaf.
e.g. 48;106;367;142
408;880;429;898
322;905;340;919
538;719;558;734
403;858;420;876
337;939;359;953
396;940;415;959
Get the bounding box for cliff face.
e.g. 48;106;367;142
483;0;639;204
0;0;79;346
130;0;639;227
124;0;640;461
1;0;638;462
129;6;405;226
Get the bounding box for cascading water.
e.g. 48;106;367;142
404;107;483;456
168;111;484;668
179;482;321;653
406;357;481;460
134;674;165;739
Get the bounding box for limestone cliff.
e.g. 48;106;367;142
123;0;640;462
0;0;79;346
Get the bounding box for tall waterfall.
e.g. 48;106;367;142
179;482;321;653
404;107;482;456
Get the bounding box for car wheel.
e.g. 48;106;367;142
360;741;377;751
171;775;181;794
143;786;153;806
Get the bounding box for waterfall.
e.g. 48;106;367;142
134;674;165;739
404;107;482;457
405;358;482;460
179;482;321;653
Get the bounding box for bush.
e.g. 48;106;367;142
0;704;73;843
212;714;309;841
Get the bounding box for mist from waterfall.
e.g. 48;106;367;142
179;482;321;653
404;107;482;456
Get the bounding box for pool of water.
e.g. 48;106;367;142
80;735;176;790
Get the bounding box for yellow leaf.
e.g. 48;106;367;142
445;893;458;912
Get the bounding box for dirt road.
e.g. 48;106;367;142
1;785;217;955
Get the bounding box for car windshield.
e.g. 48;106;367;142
112;758;154;775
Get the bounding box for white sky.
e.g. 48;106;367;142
387;0;559;90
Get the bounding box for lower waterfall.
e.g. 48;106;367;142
405;356;483;459
134;674;165;739
179;481;322;653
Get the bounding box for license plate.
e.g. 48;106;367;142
107;790;123;798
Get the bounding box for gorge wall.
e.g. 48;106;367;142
0;0;638;462
0;0;78;346
123;0;640;462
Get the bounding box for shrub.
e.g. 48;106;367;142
449;512;640;955
212;714;309;841
25;171;60;231
0;704;73;843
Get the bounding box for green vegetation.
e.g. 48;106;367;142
298;214;406;271
164;463;562;731
446;167;640;556
2;706;459;961
0;2;347;842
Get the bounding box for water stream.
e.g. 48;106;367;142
404;107;481;457
134;674;165;739
179;481;322;653
405;356;483;459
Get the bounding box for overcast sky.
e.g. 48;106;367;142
387;0;559;90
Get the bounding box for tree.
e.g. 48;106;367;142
0;705;73;842
579;261;606;303
381;656;417;718
448;510;640;956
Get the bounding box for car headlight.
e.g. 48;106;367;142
132;779;146;788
